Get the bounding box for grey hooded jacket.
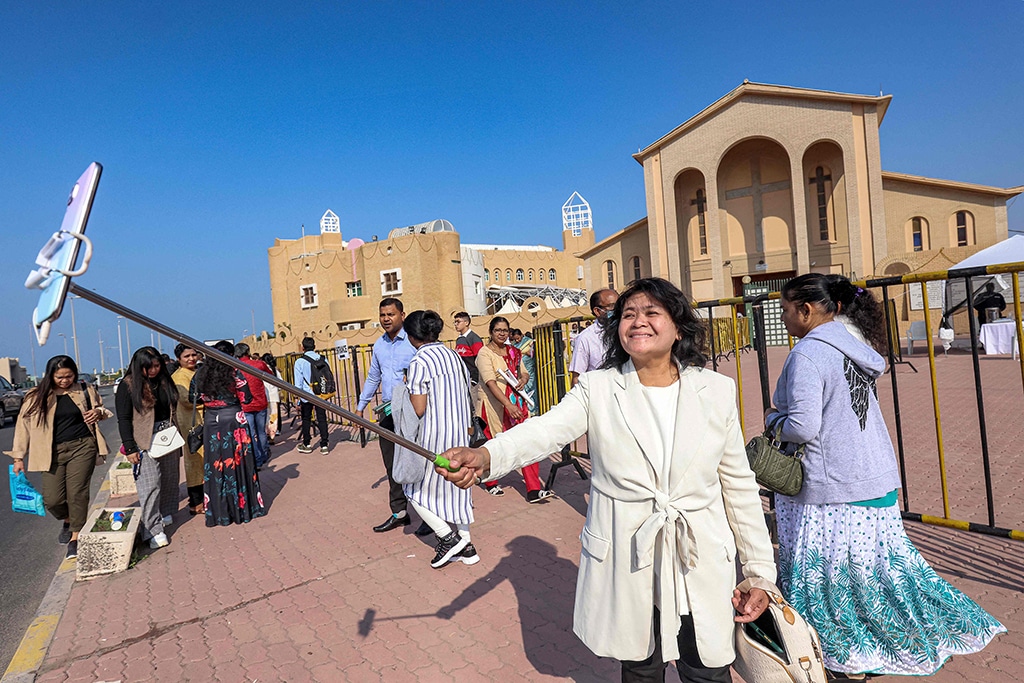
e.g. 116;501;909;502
771;320;901;505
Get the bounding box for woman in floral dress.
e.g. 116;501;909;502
190;340;265;526
767;274;1003;679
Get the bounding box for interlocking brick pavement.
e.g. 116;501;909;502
27;349;1023;681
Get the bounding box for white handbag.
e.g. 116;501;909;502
148;425;185;458
733;590;828;683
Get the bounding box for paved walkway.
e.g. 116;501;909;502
17;349;1024;681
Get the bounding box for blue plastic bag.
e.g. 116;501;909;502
9;464;46;516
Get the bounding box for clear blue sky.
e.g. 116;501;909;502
1;1;1021;376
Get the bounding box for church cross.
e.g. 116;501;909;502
724;159;791;253
809;167;833;241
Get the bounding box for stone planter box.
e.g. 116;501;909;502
76;506;140;580
108;458;136;497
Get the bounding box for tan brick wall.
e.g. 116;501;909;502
881;179;1005;256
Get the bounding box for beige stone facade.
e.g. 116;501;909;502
583;83;1022;320
0;358;28;385
262;221;594;356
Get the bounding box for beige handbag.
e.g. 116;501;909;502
149;425;185;459
733;591;828;683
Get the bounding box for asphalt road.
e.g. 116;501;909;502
0;385;121;674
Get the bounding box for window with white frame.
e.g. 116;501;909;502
346;280;363;297
516;268;524;282
381;268;402;295
300;284;318;309
548;268;556;282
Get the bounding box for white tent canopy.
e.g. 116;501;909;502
950;235;1024;270
942;235;1024;324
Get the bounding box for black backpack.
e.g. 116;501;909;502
304;353;336;399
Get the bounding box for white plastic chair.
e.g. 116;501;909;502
906;321;929;356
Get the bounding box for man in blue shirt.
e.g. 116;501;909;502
293;337;329;454
357;298;418;532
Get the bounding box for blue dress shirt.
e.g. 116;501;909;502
357;327;416;411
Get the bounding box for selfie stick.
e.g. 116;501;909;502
67;283;458;471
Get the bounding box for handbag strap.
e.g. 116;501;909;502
80;381;92;411
766;420;806;458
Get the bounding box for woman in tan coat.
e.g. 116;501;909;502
7;355;112;560
172;343;204;515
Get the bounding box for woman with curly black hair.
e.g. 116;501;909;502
767;273;1003;678
190;340;265;527
436;278;776;681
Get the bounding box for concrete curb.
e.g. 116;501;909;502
1;460;116;683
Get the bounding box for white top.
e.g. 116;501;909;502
640;382;679;491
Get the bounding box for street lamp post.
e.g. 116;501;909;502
116;317;125;374
58;333;69;356
69;295;82;367
98;329;105;374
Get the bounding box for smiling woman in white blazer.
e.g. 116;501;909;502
438;278;777;682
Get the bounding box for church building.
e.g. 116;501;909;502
581;82;1022;319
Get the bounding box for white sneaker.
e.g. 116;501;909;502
149;533;169;549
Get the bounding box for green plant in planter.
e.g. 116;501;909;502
116;462;133;469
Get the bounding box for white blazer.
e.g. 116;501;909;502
486;361;777;666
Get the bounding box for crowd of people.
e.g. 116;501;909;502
5;275;1005;681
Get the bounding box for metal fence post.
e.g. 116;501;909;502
964;275;996;528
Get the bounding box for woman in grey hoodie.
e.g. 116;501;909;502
767;274;1004;680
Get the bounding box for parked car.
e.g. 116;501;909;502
1;375;24;427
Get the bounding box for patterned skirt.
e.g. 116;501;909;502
203;406;266;527
777;497;1005;675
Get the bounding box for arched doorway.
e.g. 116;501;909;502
802;140;849;273
673;168;708;288
717;137;796;311
716;138;795;268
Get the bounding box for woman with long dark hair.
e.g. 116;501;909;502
768;273;1003;678
475;316;551;502
437;278;776;681
116;347;180;550
8;356;112;559
190;340;265;526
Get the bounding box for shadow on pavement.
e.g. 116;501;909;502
434;535;611;681
257;462;300;512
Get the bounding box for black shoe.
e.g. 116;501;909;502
430;531;469;569
373;514;411;533
456;542;480;565
65;540;78;559
526;489;556;504
414;522;434;537
58;523;72;545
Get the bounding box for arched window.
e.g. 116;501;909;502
630;256;642;282
539;268;545;281
493;269;501;282
505;269;513;282
604;260;616;290
516;268;524;282
548;268;556;282
528;268;535;281
951;210;974;247
484;270;490;282
906;216;929;252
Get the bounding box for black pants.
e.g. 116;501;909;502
620;609;732;683
378;414;407;514
300;401;328;448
